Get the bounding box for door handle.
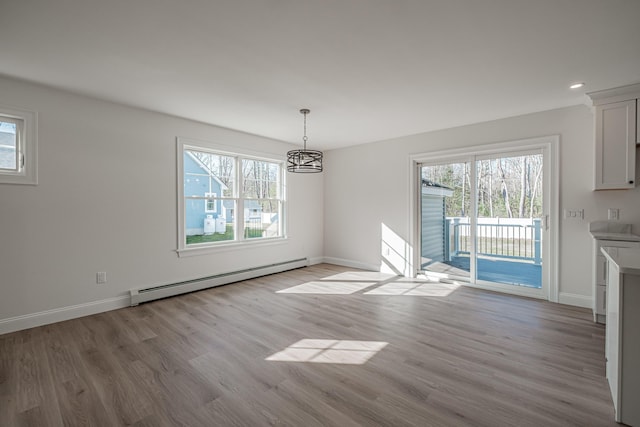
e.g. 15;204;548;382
544;214;549;231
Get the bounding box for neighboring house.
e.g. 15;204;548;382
221;200;263;224
0;127;16;170
184;151;265;236
184;152;228;236
421;179;453;265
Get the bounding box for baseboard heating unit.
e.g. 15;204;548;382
129;258;308;306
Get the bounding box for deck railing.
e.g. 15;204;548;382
446;218;542;265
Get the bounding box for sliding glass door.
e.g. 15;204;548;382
474;153;543;289
420;160;471;280
417;142;553;299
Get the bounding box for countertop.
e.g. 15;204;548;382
601;247;640;275
591;232;640;242
589;221;640;242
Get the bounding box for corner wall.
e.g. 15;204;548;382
324;105;640;306
0;76;323;333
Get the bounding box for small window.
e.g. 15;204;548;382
0;106;37;185
205;192;218;213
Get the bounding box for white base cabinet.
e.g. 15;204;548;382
592;239;639;323
603;248;640;426
589;221;640;324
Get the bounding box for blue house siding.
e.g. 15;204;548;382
184;153;224;235
183;152;265;236
421;194;447;263
421;180;454;267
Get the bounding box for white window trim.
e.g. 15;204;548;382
176;137;287;257
0;105;37;185
408;135;559;302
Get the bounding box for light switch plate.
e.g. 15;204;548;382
563;209;584;219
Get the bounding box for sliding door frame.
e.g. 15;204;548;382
409;136;559;302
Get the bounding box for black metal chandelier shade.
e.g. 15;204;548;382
286;148;323;173
287;109;323;173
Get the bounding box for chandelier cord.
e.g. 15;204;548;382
302;110;308;150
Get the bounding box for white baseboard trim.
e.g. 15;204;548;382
131;258;308;306
0;296;130;335
558;292;592;308
308;256;325;266
321;257;379;272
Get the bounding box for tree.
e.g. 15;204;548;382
424;154;543;220
497;159;514;218
518;156;527;218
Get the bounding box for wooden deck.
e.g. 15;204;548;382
423;255;542;288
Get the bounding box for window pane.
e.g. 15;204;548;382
242;159;280;199
185;199;236;245
185;150;235;197
420;162;471;278
0;121;17;171
244;199;281;239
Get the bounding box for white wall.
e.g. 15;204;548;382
324;105;640;306
2;75;638;332
0;76;323;331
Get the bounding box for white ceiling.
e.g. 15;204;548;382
1;0;639;150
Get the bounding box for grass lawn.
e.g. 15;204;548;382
186;225;263;244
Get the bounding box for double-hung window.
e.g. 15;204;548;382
0;106;37;185
178;138;285;254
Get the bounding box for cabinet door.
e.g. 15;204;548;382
597;254;607;285
594;100;637;190
606;261;621;419
597;285;607;314
637;99;640;144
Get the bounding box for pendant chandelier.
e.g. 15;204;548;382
287;108;323;173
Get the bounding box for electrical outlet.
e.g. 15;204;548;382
608;208;620;221
96;272;107;284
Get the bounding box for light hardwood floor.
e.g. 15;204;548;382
1;264;616;426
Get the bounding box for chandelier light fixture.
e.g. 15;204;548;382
287;108;323;173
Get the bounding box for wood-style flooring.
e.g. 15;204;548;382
0;264;616;426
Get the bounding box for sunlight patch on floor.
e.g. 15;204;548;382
276;281;375;294
364;281;460;296
276;270;462;296
265;339;388;365
320;271;397;281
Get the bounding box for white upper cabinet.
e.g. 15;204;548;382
594;100;636;190
588;83;640;191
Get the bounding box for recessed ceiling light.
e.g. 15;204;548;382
569;82;585;89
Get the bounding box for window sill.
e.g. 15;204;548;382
176;236;289;258
0;173;38;185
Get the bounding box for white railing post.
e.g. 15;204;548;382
533;218;542;265
444;219;451;261
453;218;460;256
